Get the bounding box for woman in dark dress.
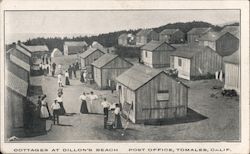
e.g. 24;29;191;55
65;71;70;85
79;92;88;114
80;69;85;83
114;104;123;129
56;94;66;115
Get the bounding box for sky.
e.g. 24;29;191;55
5;10;240;43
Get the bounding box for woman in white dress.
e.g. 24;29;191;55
40;95;50;119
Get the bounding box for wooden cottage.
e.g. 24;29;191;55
141;40;176;68
187;27;212;44
170;45;222;80
91;54;133;89
136;29;159;46
198;31;239;57
223;49;240;94
159;29;185;44
51;48;62;58
221;25;239;38
116;64;189;124
118;33;128;46
79;47;105;69
5;62;29;138
64;41;88;55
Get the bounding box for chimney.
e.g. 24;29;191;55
17;40;21;45
12;42;16;49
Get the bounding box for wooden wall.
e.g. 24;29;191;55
151;43;175;68
99;57;133;89
82;50;104;67
190;48;222;77
93;66;102;87
135;72;188;123
5;88;25;138
7;61;29;82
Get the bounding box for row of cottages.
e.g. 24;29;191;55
187;27;212;44
5;43;31;138
116;64;189;124
159;29;185;44
91;54;133;89
136;29;159;46
170;45;222;80
223;49;239;94
140;40;176;68
64;41;88;55
118;33;136;46
198;31;239;57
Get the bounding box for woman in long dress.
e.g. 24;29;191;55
114;104;122;129
40;95;50;119
65;71;70;85
80;69;85;83
56;94;66;115
79;92;88;114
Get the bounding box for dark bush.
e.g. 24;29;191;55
191;72;215;80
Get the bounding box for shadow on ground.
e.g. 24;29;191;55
144;108;208;125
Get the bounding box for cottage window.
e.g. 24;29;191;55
145;51;148;58
124;101;133;114
157;90;169;101
178;58;182;66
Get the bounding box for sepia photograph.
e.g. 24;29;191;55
0;0;249;154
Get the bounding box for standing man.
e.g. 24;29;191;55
68;65;73;79
101;98;111;129
73;63;77;79
58;73;63;87
51;99;61;125
52;62;56;77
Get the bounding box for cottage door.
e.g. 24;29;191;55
175;57;190;80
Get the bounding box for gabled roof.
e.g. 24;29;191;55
51;48;62;57
221;26;239;38
170;45;214;59
199;31;229;41
116;64;162;91
92;54;118;68
223;49;239;64
187;27;211;35
6;70;28;96
118;33;128;39
141;40;175;51
92;41;107;53
21;44;49;52
79;47;105;59
160;29;181;35
16;44;32;57
64;41;88;46
10;54;30;72
136;29;156;36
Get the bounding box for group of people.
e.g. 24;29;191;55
37;92;66;125
79;92;122;129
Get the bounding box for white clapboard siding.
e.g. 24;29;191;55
174;56;191;80
224;63;239;93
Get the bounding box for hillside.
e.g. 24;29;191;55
18;21;239;53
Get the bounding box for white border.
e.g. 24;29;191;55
0;0;249;153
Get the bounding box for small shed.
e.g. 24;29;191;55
170;45;222;80
64;41;88;55
136;29;159;46
116;64;189;124
159;29;185;43
187;27;212;44
223;49;240;94
199;31;239;56
91;54;133;89
141;40;175;68
5;67;28;138
79;48;105;69
51;48;62;57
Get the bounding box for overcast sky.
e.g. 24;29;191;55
5;10;239;43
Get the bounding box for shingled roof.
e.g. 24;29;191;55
21;44;49;53
116;64;162;91
221;26;239;38
10;54;30;72
136;29;155;36
118;33;128;39
223;49;239;64
187;27;211;35
64;41;88;46
16;44;32;57
79;48;105;59
141;40;175;51
160;29;180;35
6;70;28;96
170;45;214;59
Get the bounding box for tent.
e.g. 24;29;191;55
51;48;62;57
